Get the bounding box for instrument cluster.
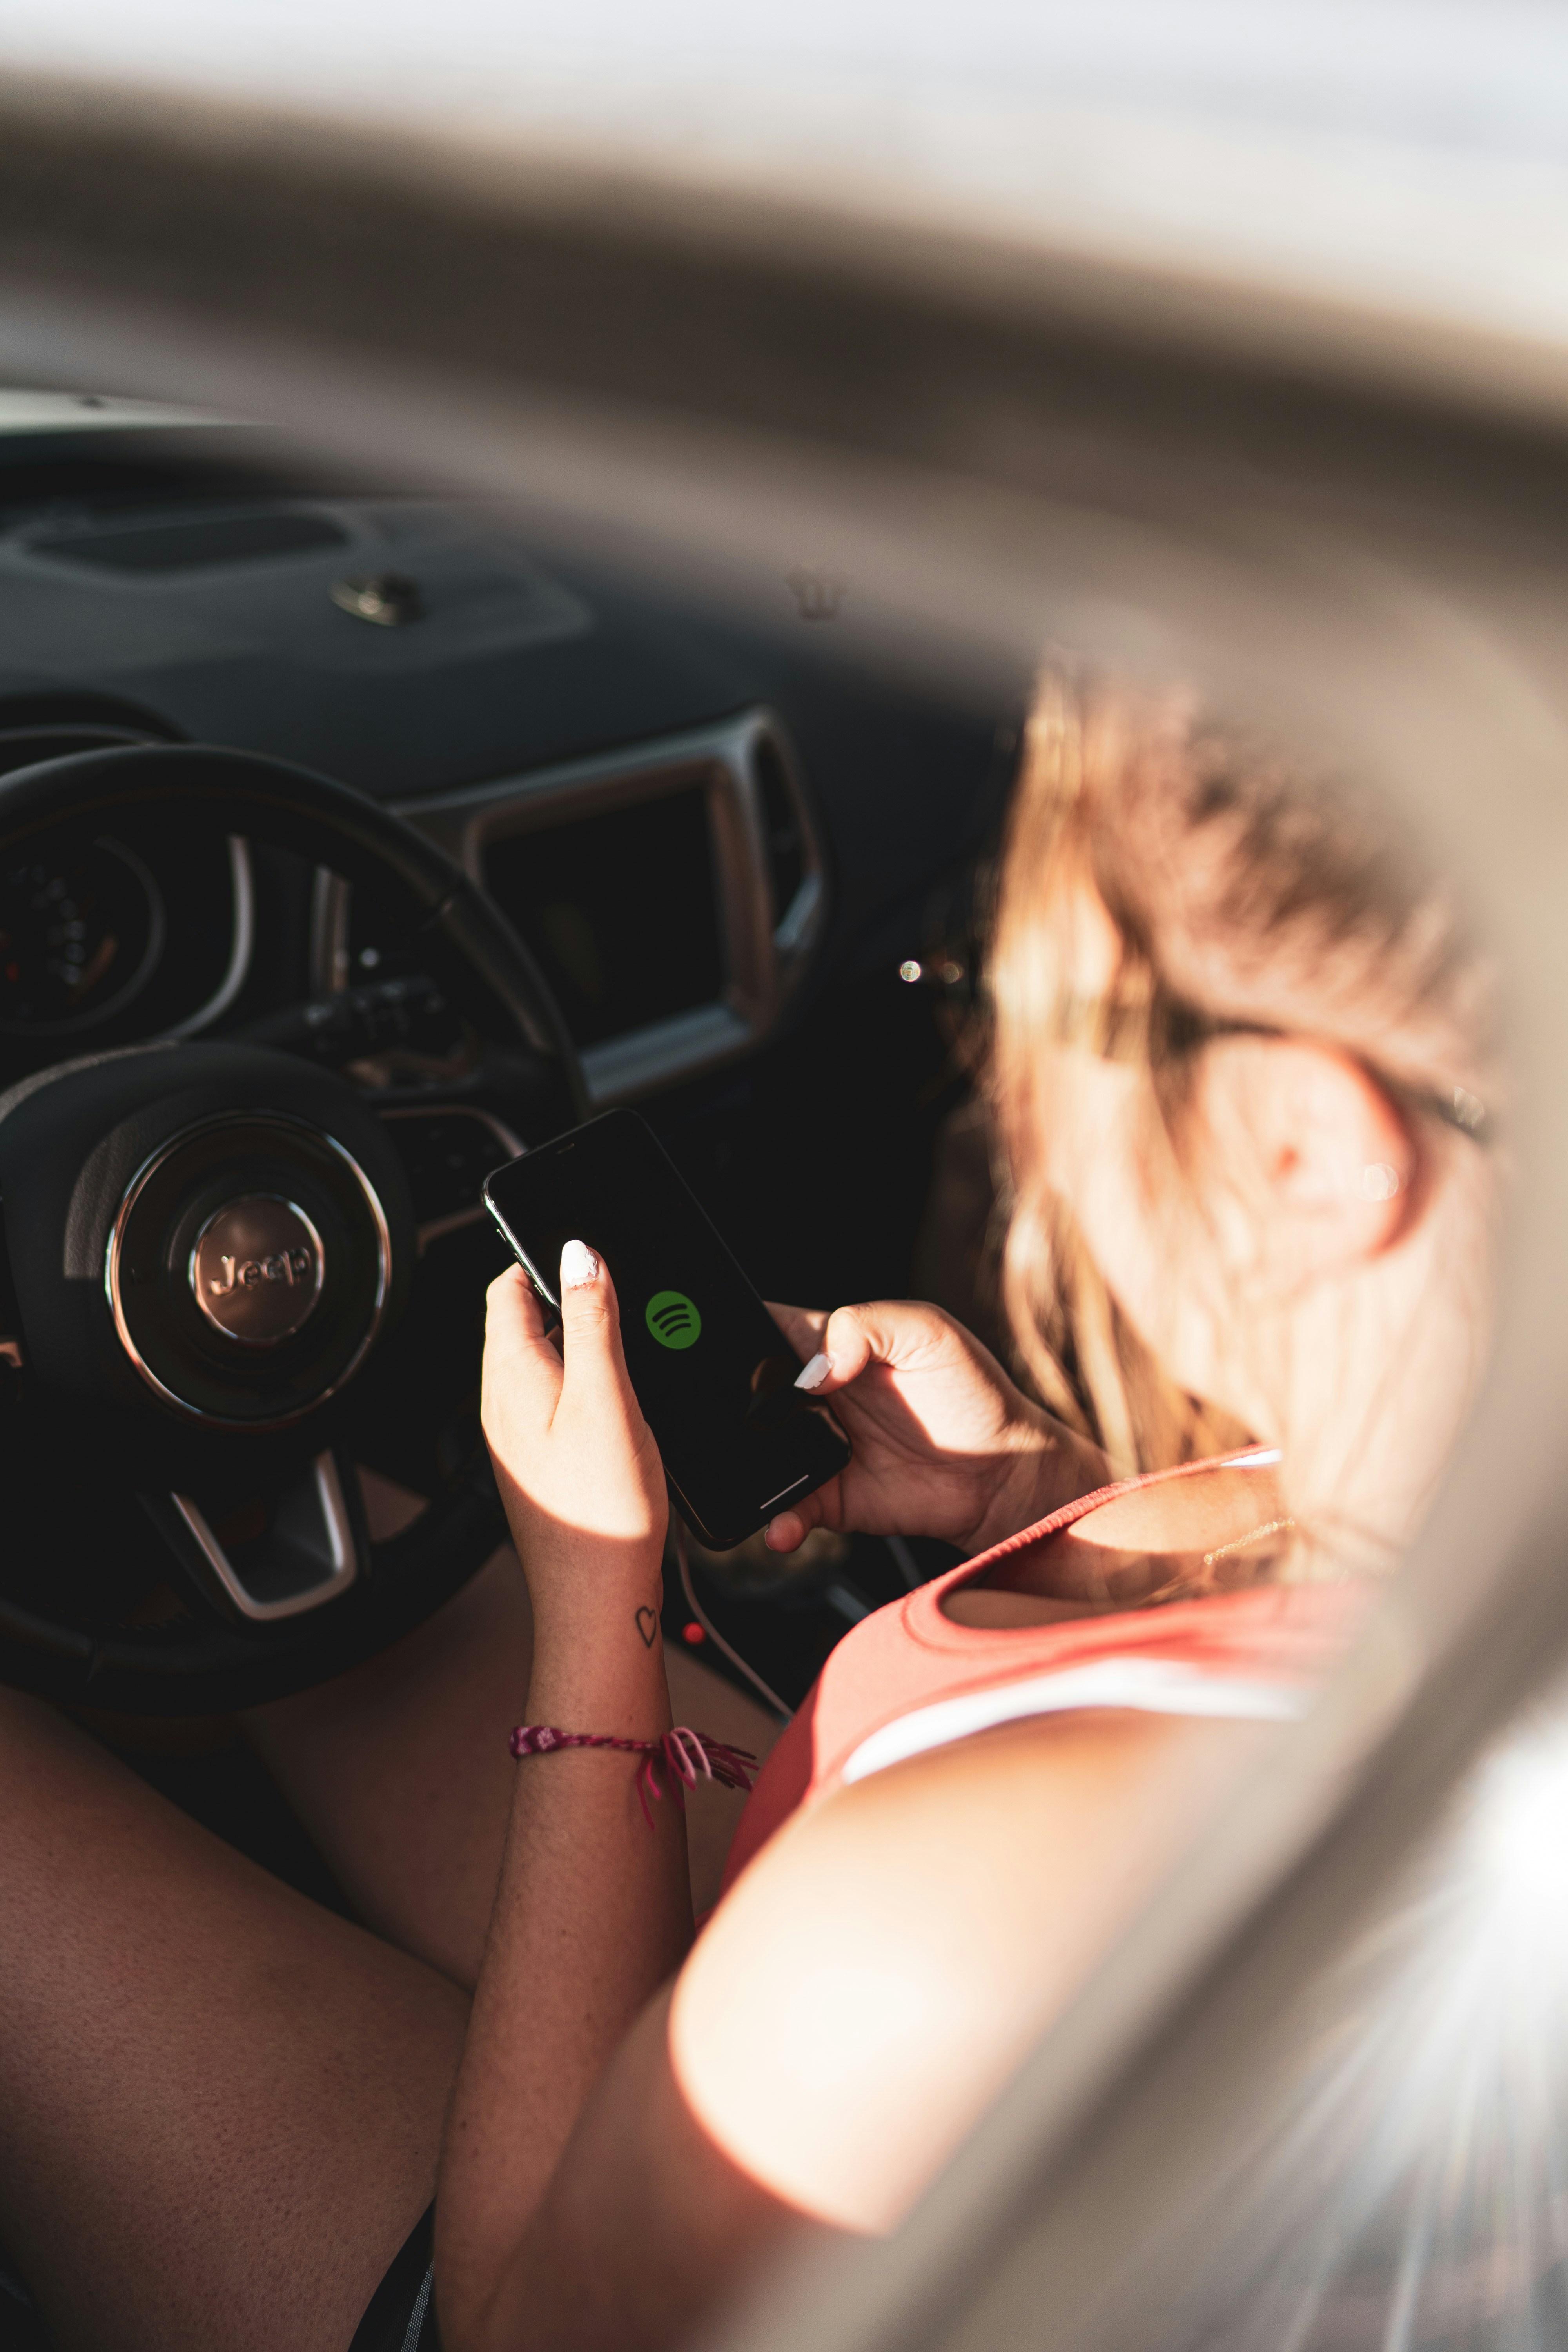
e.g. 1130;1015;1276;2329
0;823;251;1058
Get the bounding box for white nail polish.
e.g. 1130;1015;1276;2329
1360;1162;1402;1203
561;1239;601;1289
795;1350;832;1391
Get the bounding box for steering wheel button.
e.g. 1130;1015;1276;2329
190;1196;325;1346
103;1105;394;1428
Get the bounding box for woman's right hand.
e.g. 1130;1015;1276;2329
763;1299;1107;1558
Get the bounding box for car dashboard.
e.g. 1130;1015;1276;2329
0;421;1016;1132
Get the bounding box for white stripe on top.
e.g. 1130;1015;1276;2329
839;1655;1308;1788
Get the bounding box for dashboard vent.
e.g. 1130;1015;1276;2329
753;731;806;926
25;509;348;575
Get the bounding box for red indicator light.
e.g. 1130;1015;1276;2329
682;1621;706;1645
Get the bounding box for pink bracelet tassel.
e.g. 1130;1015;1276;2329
510;1724;759;1828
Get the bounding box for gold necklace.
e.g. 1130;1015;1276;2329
1202;1515;1296;1572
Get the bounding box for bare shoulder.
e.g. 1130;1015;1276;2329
671;1708;1273;2231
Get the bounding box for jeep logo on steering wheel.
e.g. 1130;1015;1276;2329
190;1195;325;1346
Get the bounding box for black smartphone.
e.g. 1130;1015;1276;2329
482;1108;852;1550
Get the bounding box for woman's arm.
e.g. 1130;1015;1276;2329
443;1705;1275;2352
436;1250;691;2350
457;1985;829;2352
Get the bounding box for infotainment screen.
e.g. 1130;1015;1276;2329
481;786;722;1046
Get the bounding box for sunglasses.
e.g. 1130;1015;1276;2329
1048;989;1491;1146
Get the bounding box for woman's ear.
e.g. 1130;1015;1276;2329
1191;1035;1416;1291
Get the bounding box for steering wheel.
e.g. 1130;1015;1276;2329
0;743;586;1714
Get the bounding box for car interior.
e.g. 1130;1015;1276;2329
5;49;1568;2352
0;395;1028;1967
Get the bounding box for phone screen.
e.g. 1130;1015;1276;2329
483;1108;851;1549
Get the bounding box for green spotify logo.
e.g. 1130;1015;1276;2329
646;1290;702;1350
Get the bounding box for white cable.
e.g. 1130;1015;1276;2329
884;1533;923;1591
671;1519;792;1723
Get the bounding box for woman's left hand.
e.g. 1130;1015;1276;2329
481;1246;669;1648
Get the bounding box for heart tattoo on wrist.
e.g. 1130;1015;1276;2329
635;1605;659;1648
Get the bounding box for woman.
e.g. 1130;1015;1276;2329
0;675;1494;2352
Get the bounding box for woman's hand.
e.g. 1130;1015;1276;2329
764;1299;1106;1559
481;1246;669;1659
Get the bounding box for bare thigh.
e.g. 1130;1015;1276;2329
0;1688;467;2352
241;1543;534;1991
243;1546;781;1985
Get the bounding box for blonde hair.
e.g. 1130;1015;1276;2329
987;670;1491;1478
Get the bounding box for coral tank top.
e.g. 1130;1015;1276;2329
719;1450;1366;1899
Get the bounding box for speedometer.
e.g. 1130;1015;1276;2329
0;838;164;1031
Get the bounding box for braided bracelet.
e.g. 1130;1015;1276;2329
510;1723;759;1828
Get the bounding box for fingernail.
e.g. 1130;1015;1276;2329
561;1239;601;1290
794;1351;832;1391
1359;1162;1402;1202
